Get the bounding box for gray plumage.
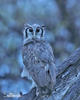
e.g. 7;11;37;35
22;24;56;96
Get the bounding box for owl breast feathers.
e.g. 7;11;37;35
22;39;56;96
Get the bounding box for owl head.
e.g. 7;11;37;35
23;24;45;44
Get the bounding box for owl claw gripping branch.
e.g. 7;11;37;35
22;23;56;97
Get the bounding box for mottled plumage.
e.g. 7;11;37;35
22;24;56;96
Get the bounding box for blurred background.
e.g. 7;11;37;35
0;0;80;97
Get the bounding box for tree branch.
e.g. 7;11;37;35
53;47;80;100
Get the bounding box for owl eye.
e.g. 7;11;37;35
36;28;40;33
25;28;33;38
29;28;33;32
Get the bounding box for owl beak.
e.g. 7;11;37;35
32;33;36;39
32;37;36;41
32;36;35;39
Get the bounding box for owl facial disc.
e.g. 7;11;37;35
23;24;45;45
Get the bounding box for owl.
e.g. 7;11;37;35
22;24;56;97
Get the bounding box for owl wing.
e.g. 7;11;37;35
35;42;56;86
35;41;55;64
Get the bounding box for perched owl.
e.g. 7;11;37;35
22;24;56;97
